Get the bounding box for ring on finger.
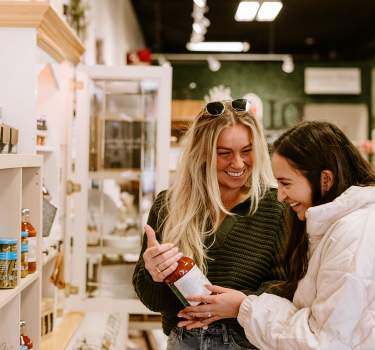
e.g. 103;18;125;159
207;312;212;318
156;265;162;274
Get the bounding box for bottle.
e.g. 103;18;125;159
20;231;28;278
164;256;212;307
20;320;33;350
21;209;37;273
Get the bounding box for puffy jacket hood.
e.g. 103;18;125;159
306;185;375;238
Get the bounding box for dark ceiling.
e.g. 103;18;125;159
130;0;375;61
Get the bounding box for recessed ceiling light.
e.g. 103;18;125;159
235;1;260;22
256;1;283;21
186;41;250;52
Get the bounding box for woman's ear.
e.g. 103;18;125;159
320;170;334;194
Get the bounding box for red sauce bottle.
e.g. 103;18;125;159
164;256;211;306
21;209;37;274
20;320;33;350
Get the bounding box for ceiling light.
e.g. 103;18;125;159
235;1;260;21
281;55;294;73
256;1;283;21
193;0;206;7
207;55;221;72
193;22;207;35
187;41;250;52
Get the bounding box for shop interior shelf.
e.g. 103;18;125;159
0;271;39;309
0;154;42;170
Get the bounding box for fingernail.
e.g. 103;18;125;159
203;326;208;330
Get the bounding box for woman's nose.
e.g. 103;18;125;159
231;154;244;168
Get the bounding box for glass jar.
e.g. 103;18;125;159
21;231;28;278
0;254;18;288
0;237;17;252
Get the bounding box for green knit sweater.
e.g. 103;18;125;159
132;188;287;346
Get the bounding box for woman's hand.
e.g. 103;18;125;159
143;224;182;282
177;285;247;330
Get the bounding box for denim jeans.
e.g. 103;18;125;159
166;323;257;350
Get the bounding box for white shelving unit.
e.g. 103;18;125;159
0;154;42;349
0;2;86;346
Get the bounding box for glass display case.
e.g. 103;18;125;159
82;65;171;299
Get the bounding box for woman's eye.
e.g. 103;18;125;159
242;149;252;154
217;152;230;156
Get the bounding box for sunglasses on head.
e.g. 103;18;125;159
204;98;250;117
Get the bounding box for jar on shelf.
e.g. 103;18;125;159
21;208;37;274
0;237;17;252
36;116;48;146
21;231;28;278
0;238;18;289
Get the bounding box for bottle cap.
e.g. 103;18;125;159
22;208;30;215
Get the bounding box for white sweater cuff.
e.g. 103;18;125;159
237;295;256;327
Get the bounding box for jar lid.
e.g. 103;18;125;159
0;252;17;260
21;231;28;238
0;238;17;244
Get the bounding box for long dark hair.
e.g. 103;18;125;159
273;121;375;299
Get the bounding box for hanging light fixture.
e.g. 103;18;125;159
257;1;283;21
235;1;260;21
235;0;283;22
187;41;250;52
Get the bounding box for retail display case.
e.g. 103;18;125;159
79;65;171;302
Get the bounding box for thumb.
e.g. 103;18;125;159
206;285;231;294
144;224;159;248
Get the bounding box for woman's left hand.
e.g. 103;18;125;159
177;285;247;330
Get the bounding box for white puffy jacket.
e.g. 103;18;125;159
238;186;375;350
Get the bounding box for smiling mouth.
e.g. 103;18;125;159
289;202;299;208
226;169;245;177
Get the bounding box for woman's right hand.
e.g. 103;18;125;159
143;224;183;282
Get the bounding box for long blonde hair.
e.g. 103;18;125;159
161;102;275;272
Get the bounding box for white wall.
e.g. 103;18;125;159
84;0;145;65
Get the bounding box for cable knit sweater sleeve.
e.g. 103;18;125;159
132;191;180;312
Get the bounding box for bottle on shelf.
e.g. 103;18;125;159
20;231;28;278
164;256;212;307
21;209;37;274
20;320;33;350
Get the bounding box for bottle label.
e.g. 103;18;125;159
172;265;212;306
28;237;36;262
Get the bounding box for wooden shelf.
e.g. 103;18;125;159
89;170;141;181
41;312;85;350
87;246;140;256
0;154;42;170
36;145;55;153
0;271;39;309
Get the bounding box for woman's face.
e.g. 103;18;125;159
272;152;313;221
216;123;253;194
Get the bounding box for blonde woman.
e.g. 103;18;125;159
133;99;288;349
